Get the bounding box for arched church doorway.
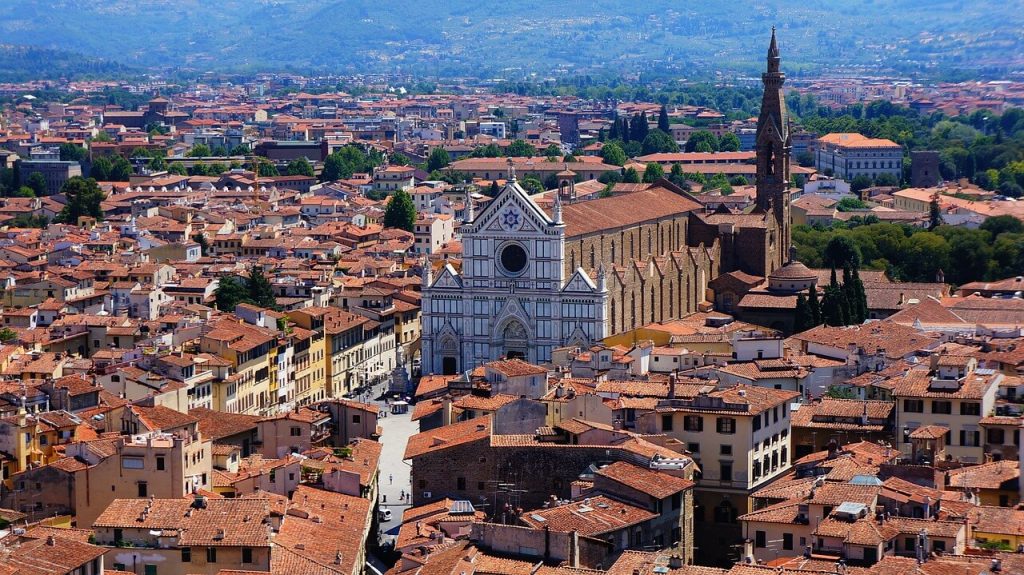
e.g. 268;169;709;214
439;337;458;375
499;320;529;360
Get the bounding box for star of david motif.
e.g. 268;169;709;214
500;209;521;231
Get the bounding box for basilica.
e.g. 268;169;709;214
421;30;792;375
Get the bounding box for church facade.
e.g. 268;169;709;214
421;173;609;375
421;30;792;375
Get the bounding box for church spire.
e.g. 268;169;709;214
767;26;780;73
465;187;475;223
552;187;563;225
422;256;433;288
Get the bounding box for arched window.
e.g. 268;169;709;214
589;244;595;269
611;241;616;263
647;229;653;253
669;283;674;317
610;299;617;333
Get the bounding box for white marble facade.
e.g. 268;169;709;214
421;173;608;375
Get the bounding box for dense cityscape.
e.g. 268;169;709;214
0;6;1023;575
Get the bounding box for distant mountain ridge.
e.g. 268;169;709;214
2;1;1022;78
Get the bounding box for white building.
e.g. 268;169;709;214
421;172;608;375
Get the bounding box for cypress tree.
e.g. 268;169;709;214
793;293;811;333
609;117;619;141
808;285;823;326
821;284;847;326
658;105;670;133
852;266;869;322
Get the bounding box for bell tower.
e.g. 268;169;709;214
755;27;791;272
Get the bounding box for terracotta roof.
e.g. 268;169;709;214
404;416;491;459
595;461;694;498
547;183;702;237
93;498;271;547
518;494;656;536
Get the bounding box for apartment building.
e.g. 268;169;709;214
891;356;1001;463
635;384;799;560
92;496;272;575
199;318;279;415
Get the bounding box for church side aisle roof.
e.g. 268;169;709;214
543;183;702;237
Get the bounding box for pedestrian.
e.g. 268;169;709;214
383;494;387;502
389;474;393;484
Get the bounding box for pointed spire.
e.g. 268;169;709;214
767;26;781;73
422;256;433;287
552;188;563;225
465;187;475;223
597;263;607;293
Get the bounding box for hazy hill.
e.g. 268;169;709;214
2;1;1021;78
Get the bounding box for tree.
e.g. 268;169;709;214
642;162;665;183
980;215;1024;237
247;266;278;310
322;153;347;182
520;176;544;195
684;131;718;153
91;131;112;143
821;270;848;326
630;112;649;142
850;175;873;195
793;293;812;333
54;177;105;224
668;163;689;188
824;236;861;269
214;276;249;312
168;162;188;176
390;153;410;167
507;139;537;157
229;144;251;156
600;143;628;166
383;189;417;232
875;173;899;187
426;147;450;172
251;158;279;177
487;181;501;197
0;327;17;343
25;172;47;196
14;186;35;198
622;167;641;184
609;116;620;141
641;130;679;155
148;155;167;171
130;147;151;159
718;133;741;152
187;143;212;157
90;156;113;180
543;144;562;158
286;157;315;177
836;197;867;212
928;195;943;230
59;143;88;163
658;105;670;133
109;156;133;181
808;285;823;326
192;233;210;257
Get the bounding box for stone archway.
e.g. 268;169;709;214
439;336;459;375
498;319;529;360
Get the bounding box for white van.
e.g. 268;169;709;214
379;508;393;522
